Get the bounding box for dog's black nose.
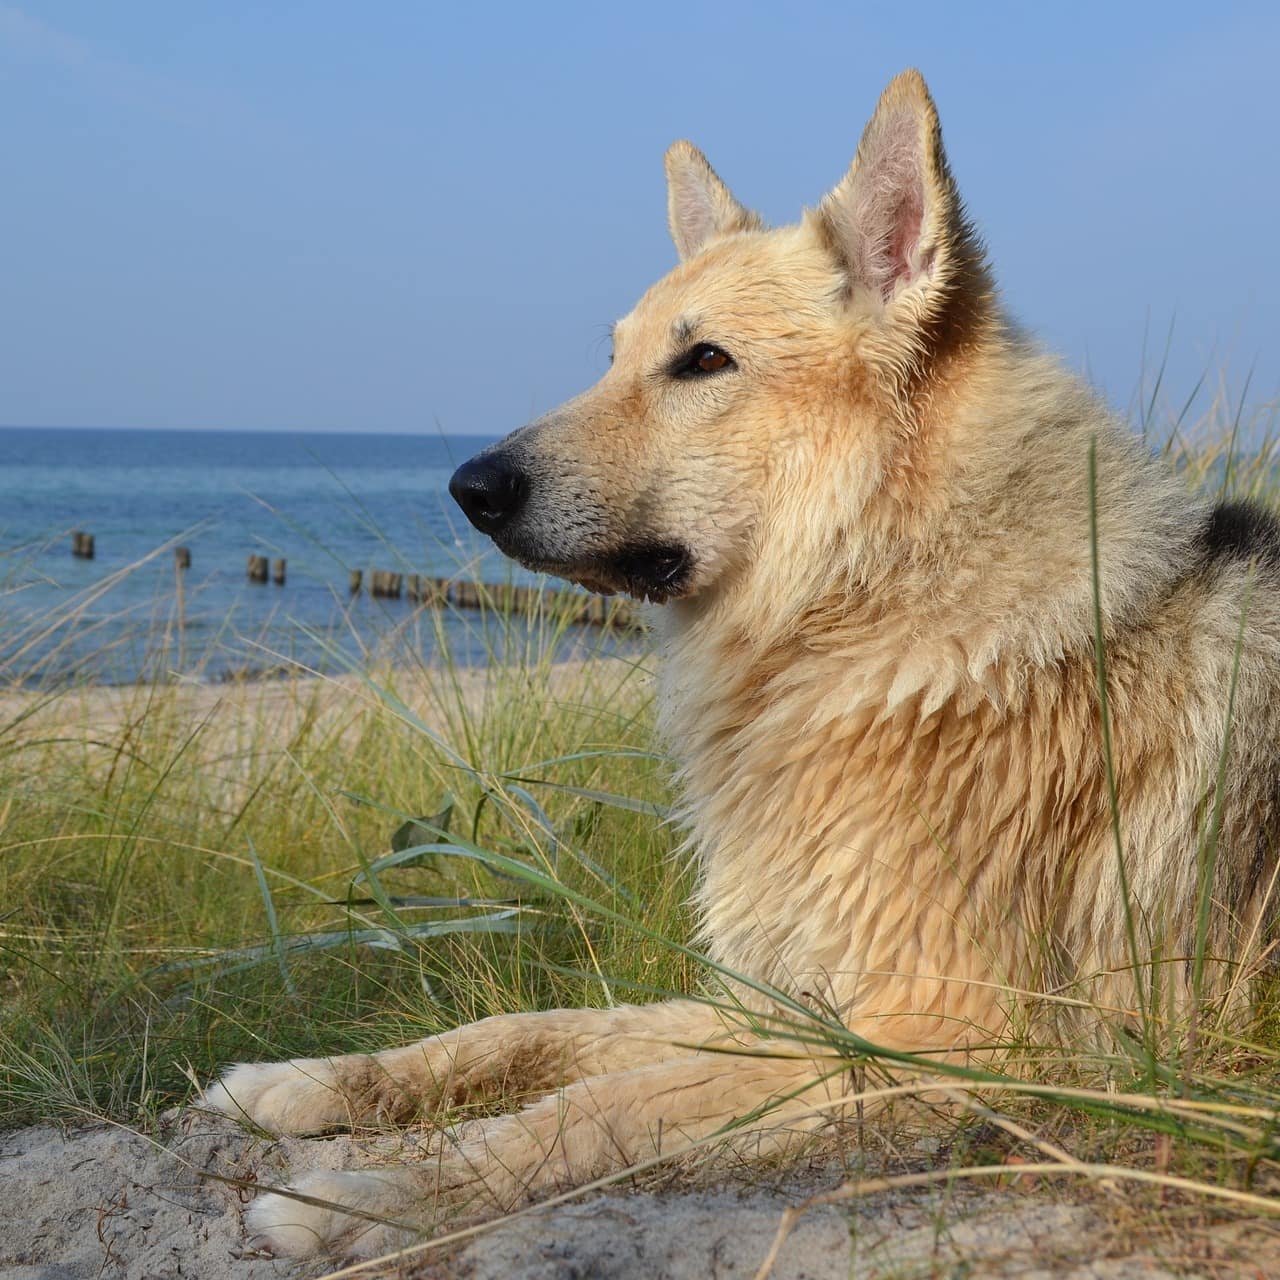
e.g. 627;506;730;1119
449;454;528;534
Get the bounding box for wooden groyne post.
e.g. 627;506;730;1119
351;569;634;629
272;558;286;586
247;554;268;584
448;579;480;609
71;531;94;559
418;576;447;605
174;546;191;570
370;570;403;599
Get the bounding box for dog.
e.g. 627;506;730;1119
205;70;1280;1257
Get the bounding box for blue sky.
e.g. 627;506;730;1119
1;2;1277;435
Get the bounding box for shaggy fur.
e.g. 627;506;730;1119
205;70;1280;1257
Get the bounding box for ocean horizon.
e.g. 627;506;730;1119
0;425;621;685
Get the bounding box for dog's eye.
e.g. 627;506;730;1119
673;343;736;379
695;346;732;373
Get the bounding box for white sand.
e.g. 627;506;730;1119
0;1116;358;1280
6;1112;1262;1279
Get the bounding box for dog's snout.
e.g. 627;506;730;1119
449;454;528;535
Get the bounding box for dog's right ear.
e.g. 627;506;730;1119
664;141;760;261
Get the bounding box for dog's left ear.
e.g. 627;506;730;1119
817;70;987;317
664;141;761;261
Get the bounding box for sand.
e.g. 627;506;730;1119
5;1111;1272;1279
0;655;638;740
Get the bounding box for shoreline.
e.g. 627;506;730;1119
0;611;643;693
0;654;654;763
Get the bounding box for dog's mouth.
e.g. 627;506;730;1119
517;543;694;604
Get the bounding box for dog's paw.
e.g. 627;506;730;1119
203;1056;391;1135
246;1169;423;1259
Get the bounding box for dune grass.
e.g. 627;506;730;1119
0;592;676;1128
3;382;1280;1268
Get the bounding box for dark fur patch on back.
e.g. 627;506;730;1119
1196;500;1280;572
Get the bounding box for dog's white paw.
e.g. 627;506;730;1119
203;1058;353;1134
246;1169;421;1259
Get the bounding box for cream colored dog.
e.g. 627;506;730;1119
207;70;1280;1257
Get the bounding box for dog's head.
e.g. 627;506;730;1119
451;70;993;604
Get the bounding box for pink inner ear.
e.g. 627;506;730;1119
825;103;939;303
886;192;924;294
855;104;930;302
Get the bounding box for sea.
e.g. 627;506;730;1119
0;426;620;685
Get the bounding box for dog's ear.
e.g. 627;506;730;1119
817;70;986;316
664;141;760;261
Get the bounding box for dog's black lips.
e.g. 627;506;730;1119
593;543;693;603
505;542;693;603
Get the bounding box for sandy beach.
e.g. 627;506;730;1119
6;1108;1262;1279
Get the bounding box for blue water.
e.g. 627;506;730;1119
0;426;611;684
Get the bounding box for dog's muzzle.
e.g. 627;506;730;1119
449;447;695;603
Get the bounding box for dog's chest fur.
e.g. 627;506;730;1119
655;596;1222;1044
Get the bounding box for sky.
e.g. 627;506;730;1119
1;2;1277;436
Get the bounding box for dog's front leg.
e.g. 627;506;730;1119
244;1040;842;1258
203;998;732;1134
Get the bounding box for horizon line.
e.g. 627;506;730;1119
0;423;500;439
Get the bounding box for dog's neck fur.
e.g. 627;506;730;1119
650;338;1199;1028
658;338;1192;720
